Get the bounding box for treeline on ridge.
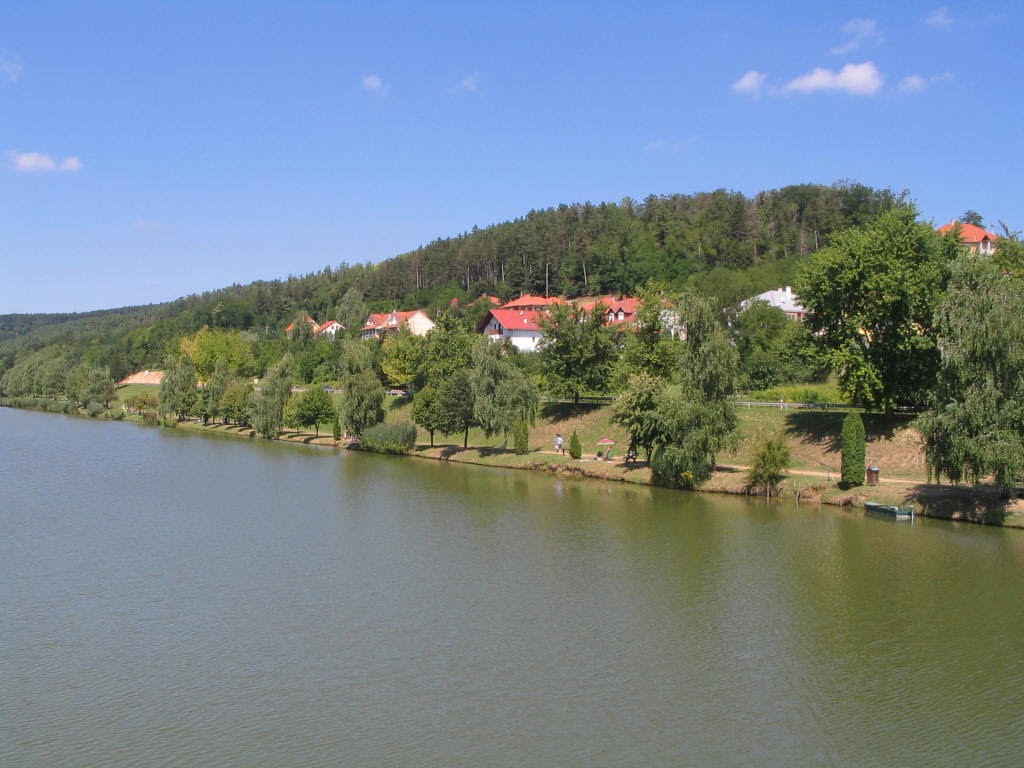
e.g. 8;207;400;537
0;180;900;383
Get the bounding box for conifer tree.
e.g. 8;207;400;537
841;412;866;488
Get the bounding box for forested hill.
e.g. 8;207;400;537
1;180;901;380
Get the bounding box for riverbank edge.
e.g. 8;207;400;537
5;403;1021;529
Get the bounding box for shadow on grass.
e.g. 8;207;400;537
540;402;604;423
784;411;916;451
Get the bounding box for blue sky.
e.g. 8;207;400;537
2;1;1021;313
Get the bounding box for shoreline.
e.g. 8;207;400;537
5;403;1022;529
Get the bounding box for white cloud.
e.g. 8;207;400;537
784;61;883;96
448;72;481;94
0;53;23;83
361;73;389;94
926;7;954;27
731;70;767;97
899;71;954;93
898;74;928;93
831;18;883;55
8;150;83;173
132;220;164;231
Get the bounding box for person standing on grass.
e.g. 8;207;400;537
555;433;564;454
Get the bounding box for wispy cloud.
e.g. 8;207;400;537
448;72;481;94
361;73;389;95
132;220;164;232
784;62;883;96
1;52;23;83
926;7;954;27
8;150;84;173
731;70;767;98
898;71;954;93
831;18;883;55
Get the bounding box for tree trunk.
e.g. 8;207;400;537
463;429;469;448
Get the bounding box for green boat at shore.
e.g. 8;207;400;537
864;501;915;520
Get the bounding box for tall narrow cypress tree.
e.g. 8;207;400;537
841;412;866;488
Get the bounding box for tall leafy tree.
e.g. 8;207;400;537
437;368;476;447
917;256;1024;493
341;371;385;437
249;354;293;438
470;338;538;443
648;291;739;487
796;207;957;412
297;387;337;437
159;355;198;420
611;281;684;387
538;302;615;403
416;311;473;389
380;328;424;391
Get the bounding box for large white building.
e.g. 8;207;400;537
740;286;807;321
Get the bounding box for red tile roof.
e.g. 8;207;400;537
316;320;344;333
477;308;546;333
361;310;423;331
285;315;317;332
937;222;998;244
499;294;566;310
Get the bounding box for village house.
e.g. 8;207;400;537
936;221;999;255
476;294;642;352
285;316;346;338
360;309;435;340
739;286;807;321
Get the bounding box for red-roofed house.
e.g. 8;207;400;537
285;315;318;335
575;295;642;326
316;320;346;337
937;221;999;255
361;309;435;340
476;308;548;351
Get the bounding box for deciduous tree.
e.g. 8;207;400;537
796;207;956;412
917;256;1024;493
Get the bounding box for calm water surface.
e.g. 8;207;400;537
2;407;1022;767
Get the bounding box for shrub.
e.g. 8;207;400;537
649;444;707;489
747;432;791;495
513;418;529;455
107;408;125;421
332;412;342;441
86;401;104;418
358;420;417;454
568;429;582;459
142;410;160;426
841;412;866;488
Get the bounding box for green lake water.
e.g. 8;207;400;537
2;407;1022;766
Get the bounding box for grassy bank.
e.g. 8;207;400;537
21;387;1021;529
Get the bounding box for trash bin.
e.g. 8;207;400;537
866;466;880;486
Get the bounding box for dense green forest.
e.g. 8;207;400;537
0;181;900;382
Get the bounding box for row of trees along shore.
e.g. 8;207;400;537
2;189;1023;492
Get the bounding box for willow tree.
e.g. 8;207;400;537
917;256;1024;494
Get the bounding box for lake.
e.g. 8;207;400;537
2;407;1022;767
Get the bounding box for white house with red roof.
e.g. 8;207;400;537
937;221;998;255
477;294;643;351
286;315;346;337
476;307;548;351
316;320;345;337
361;309;435;340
